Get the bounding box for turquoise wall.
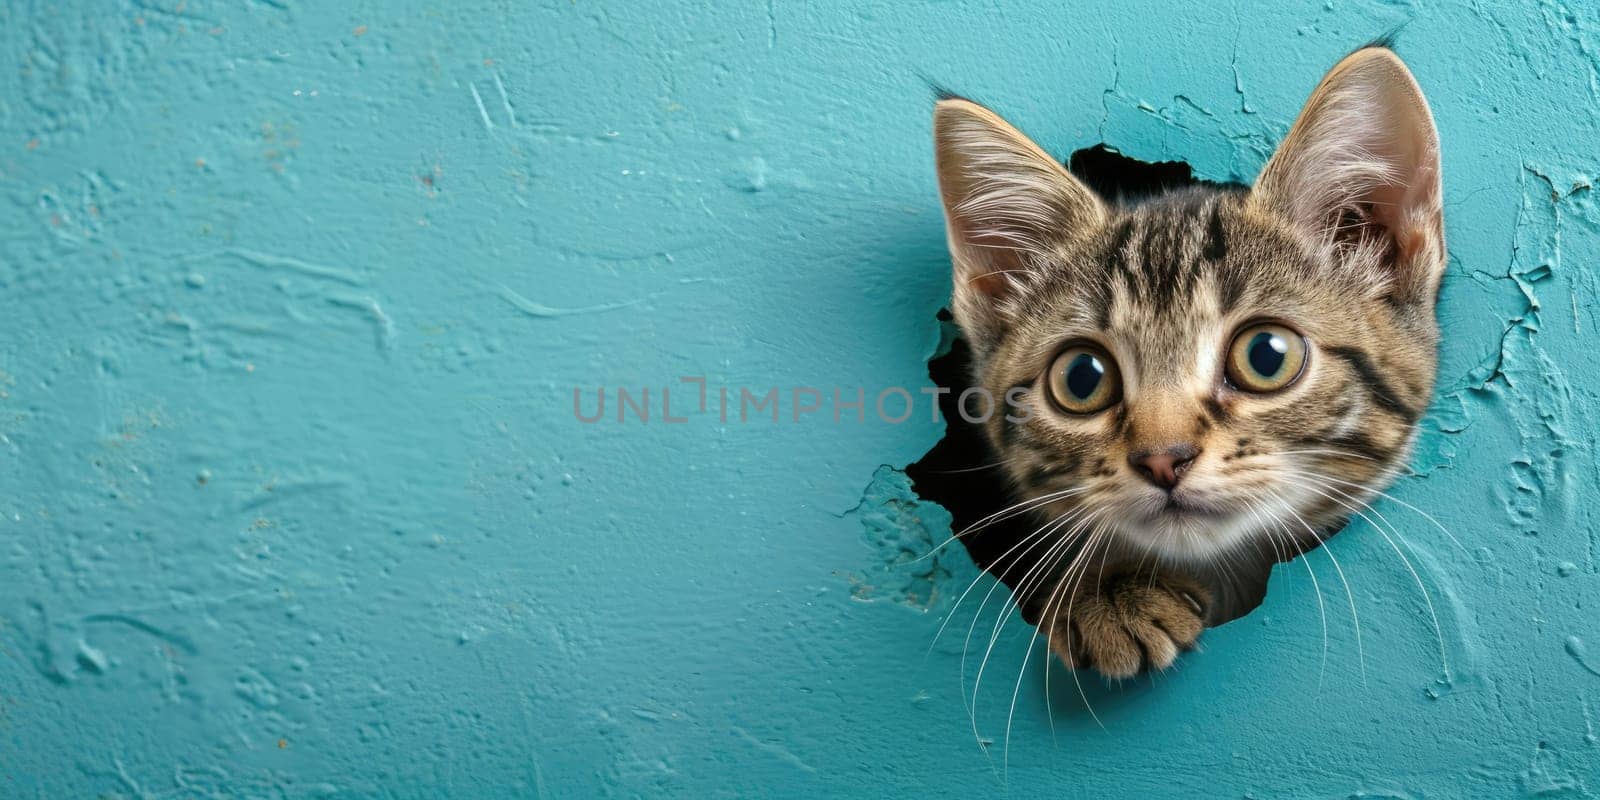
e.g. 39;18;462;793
3;1;1598;796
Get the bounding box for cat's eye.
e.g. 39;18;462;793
1225;322;1308;393
1046;345;1121;414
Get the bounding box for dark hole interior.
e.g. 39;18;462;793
906;144;1229;592
1066;143;1238;203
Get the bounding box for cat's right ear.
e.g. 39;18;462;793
934;99;1105;353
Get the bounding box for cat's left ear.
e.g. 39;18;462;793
1251;47;1445;305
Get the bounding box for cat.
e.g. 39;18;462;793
930;44;1445;679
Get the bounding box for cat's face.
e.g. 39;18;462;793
970;189;1439;560
934;48;1444;566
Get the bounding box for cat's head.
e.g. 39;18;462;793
932;47;1444;564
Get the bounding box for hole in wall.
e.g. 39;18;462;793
905;144;1235;596
1066;143;1240;202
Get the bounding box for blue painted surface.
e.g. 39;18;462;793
2;1;1599;796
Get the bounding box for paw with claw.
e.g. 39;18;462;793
1044;571;1210;680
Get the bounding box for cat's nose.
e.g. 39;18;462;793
1129;444;1200;491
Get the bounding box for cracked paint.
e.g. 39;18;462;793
840;465;979;611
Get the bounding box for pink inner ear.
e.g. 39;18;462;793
948;214;1031;300
1396;225;1431;265
966;269;1013;299
1368;181;1410;251
1368;142;1438;266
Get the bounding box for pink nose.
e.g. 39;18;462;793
1130;445;1199;490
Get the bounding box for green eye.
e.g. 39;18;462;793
1226;322;1307;392
1046;345;1122;414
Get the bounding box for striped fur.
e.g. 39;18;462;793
932;47;1444;678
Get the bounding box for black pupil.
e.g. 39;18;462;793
1248;331;1288;377
1065;353;1104;400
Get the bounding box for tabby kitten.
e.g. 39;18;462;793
931;46;1445;679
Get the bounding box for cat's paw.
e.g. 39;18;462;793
1044;573;1209;680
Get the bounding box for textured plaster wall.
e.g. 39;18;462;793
2;1;1599;797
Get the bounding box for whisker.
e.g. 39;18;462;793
1272;448;1376;461
958;505;1091;739
1243;492;1331;688
1312;472;1467;554
994;513;1107;773
1280;471;1450;676
1262;447;1466;554
929;503;1079;659
910;486;1087;565
969;508;1096;753
1267;483;1368;687
924;461;1010;475
1059;522;1116;729
928;506;1080;739
922;451;1041;476
999;511;1117;765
